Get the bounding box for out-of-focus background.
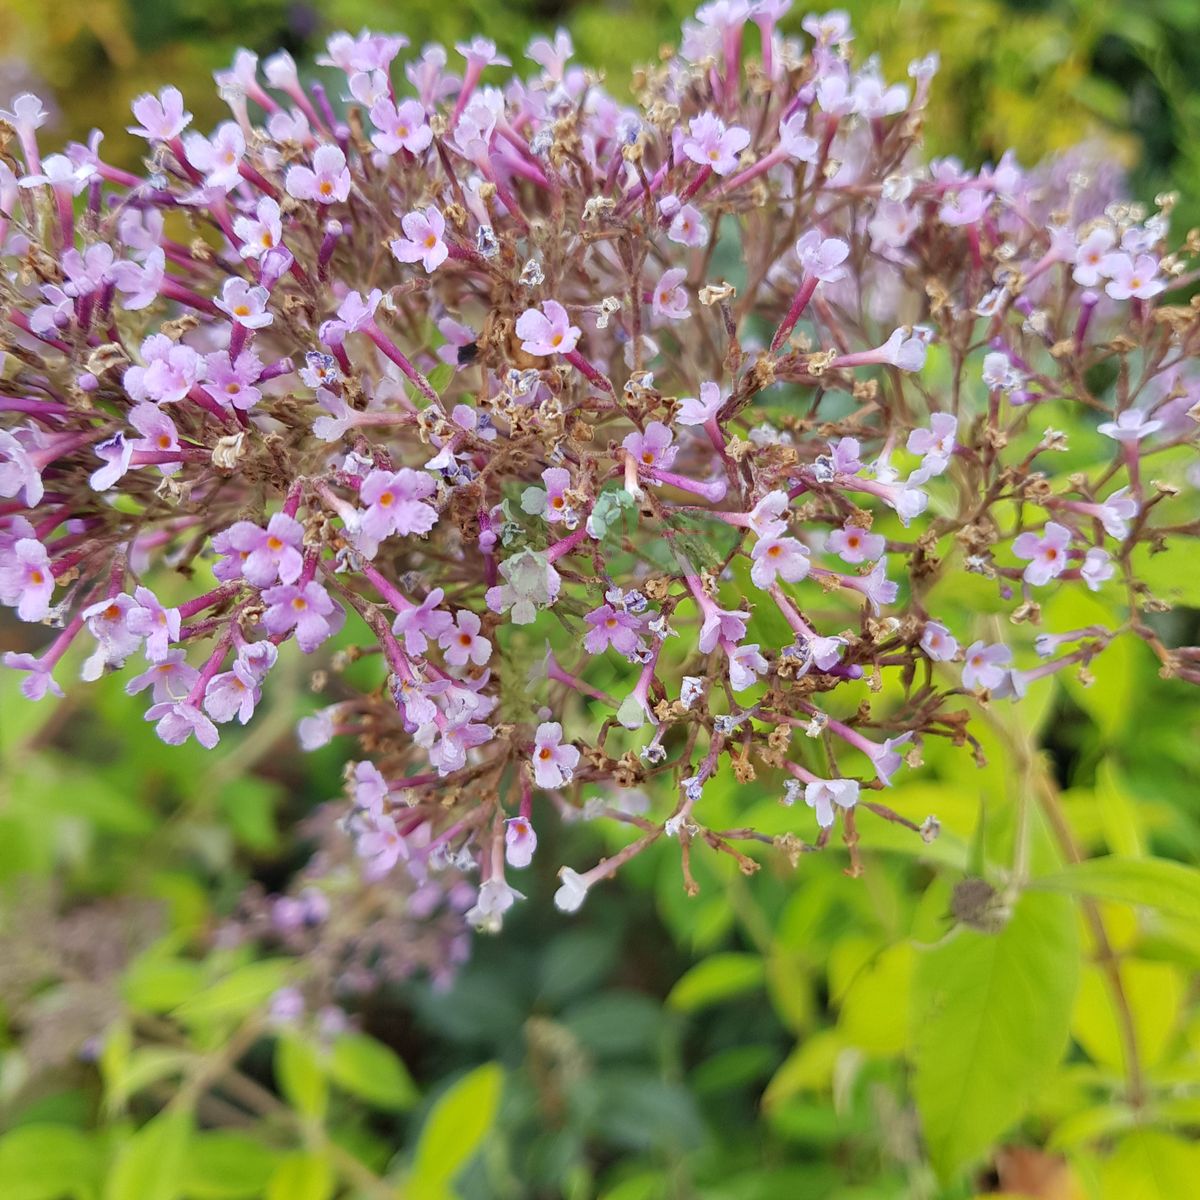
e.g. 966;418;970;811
2;3;1200;1199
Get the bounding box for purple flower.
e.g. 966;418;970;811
532;721;580;789
1012;521;1071;586
90;432;134;491
204;660;261;724
145;700;219;749
682;113;751;176
0;537;54;621
112;248;165;311
1102;252;1165;301
962;641;1012;691
678;382;723;426
1082;547;1114;591
357;814;409;879
183;122;245;190
667;203;707;247
699;605;750;653
216;278;273;329
224;514;305;588
851;557;898;614
750;535;811;587
370;98;433;155
505;817;537;869
584;604;643;656
204;350;264;411
126;651;200;701
234;197;283;259
392;588;453;656
795;230;850;283
358;468;439;552
81;594;142;680
3;651;65;701
438;610;492;667
622;421;677;470
285;144;351;204
920;621;958;662
868;733;912;785
1097;409;1162;442
351;760;390;818
828;524;885;564
805;778;859;828
1073;227;1115;287
127;585;181;661
515;300;580;356
906;412;957;471
125;334;202;405
127;87;192;141
829;437;863;476
391;206;449;272
261;581;338;652
728;643;768;691
651;267;690;322
0;428;45;506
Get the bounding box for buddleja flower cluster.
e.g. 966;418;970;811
3;3;1199;951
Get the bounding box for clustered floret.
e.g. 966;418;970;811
2;2;1199;974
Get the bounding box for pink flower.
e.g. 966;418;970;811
392;588;453;656
1102;252;1165;301
358;468;439;551
920;621;958;662
111;248;165;311
1012;521;1071;586
370;98;433;155
0;537;53;621
128;87;192;141
532;721;580;789
80;594;142;679
285;144;351;204
678;382;723;426
145;700;219;749
127;586;181;661
515;300;580;356
747;490;790;538
622;421;677;470
750;535;811;587
584;603;643;656
650;267;690;322
505;817;537;869
234;197;283;259
795;230;850;282
216;278;273;329
728;643;768;691
261;581;338;652
962;641;1012;691
939;189;989;227
439;610;492;667
682;113;751;176
390;206;448;272
805;778;859;828
828;524;885;564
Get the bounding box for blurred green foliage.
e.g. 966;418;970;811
3;1;1200;1197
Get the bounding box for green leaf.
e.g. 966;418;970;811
667;953;765;1012
275;1032;328;1121
174;960;292;1023
911;892;1079;1181
0;1125;102;1200
409;1063;503;1199
1100;1130;1200;1199
327;1032;418;1111
105;1108;191;1200
265;1153;334;1200
1029;856;1200;924
180;1134;281;1198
